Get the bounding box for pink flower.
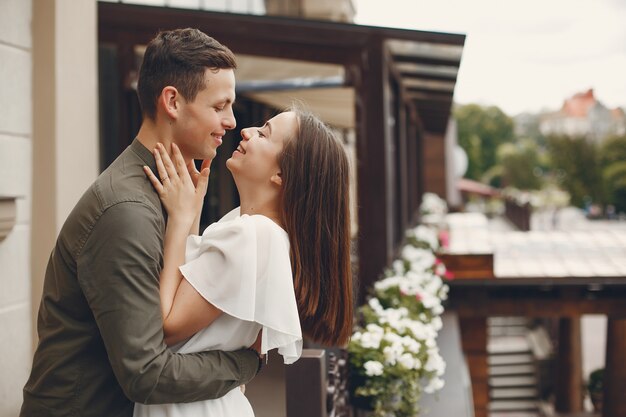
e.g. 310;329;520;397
444;270;455;280
415;293;423;301
439;230;449;248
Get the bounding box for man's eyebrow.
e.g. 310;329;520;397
217;97;235;105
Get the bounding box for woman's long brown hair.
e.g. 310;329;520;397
278;109;353;346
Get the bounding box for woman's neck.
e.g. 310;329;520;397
238;190;282;226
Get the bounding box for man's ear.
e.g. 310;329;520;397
270;172;283;187
159;86;180;120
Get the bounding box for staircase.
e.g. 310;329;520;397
487;317;542;417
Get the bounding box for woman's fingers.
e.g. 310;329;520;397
171;144;189;182
157;143;179;181
154;146;169;183
196;168;210;197
143;166;164;194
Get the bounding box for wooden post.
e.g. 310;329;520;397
554;317;583;412
285;350;327;417
459;316;489;417
604;318;626;417
355;36;391;303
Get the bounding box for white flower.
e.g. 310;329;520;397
424;349;446;376
360;331;383;349
368;297;384;315
430;316;443;331
383;340;404;365
398;353;416;370
364;360;384;376
383;331;402;344
391;259;406;275
413;225;440;250
424;377;445;393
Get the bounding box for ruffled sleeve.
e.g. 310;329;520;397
179;210;302;364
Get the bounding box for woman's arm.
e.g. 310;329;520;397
144;143;223;345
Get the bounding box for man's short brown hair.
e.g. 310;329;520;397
137;28;237;120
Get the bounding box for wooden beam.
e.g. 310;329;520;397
400;71;458;82
355;36;390;303
393;53;462;67
448;291;626;317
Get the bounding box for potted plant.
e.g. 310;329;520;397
587;368;603;412
347;219;451;417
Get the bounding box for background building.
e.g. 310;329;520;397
540;88;626;141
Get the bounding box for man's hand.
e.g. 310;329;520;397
250;329;263;356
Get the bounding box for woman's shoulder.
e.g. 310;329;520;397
200;209;287;247
244;214;287;236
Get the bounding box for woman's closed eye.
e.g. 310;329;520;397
257;129;266;138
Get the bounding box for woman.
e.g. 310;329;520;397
134;109;353;417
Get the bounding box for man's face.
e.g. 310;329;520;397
173;68;236;161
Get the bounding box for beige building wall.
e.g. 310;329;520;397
0;0;34;414
0;1;98;415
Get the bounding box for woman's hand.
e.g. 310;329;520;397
186;158;212;188
144;143;209;225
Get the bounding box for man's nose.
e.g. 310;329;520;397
223;108;236;130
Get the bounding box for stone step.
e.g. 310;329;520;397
489;399;539;411
489;375;537;388
489;317;532;327
490;364;536;376
488;353;534;366
488;336;531;354
490;326;530;337
491;387;539;399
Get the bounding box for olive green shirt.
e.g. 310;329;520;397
21;139;259;417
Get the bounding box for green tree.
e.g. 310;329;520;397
489;139;543;190
546;135;603;207
600;135;626;212
454;104;514;180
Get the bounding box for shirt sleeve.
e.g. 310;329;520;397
76;201;259;404
180;214;303;364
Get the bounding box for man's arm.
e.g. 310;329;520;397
76;201;259;404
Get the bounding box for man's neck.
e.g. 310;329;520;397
136;118;173;154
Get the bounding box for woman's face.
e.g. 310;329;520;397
226;111;298;186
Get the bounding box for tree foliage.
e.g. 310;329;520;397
454;104;515;180
491;140;543;190
546;135;604;207
599;135;626;212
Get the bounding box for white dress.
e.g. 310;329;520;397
133;208;303;417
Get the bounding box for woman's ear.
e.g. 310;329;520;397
270;172;283;187
159;86;180;120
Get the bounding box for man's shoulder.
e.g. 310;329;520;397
59;147;163;257
94;147;161;213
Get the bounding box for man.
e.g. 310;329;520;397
21;28;261;417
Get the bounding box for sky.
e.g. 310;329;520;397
354;0;626;116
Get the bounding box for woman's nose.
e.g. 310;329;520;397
240;128;253;141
